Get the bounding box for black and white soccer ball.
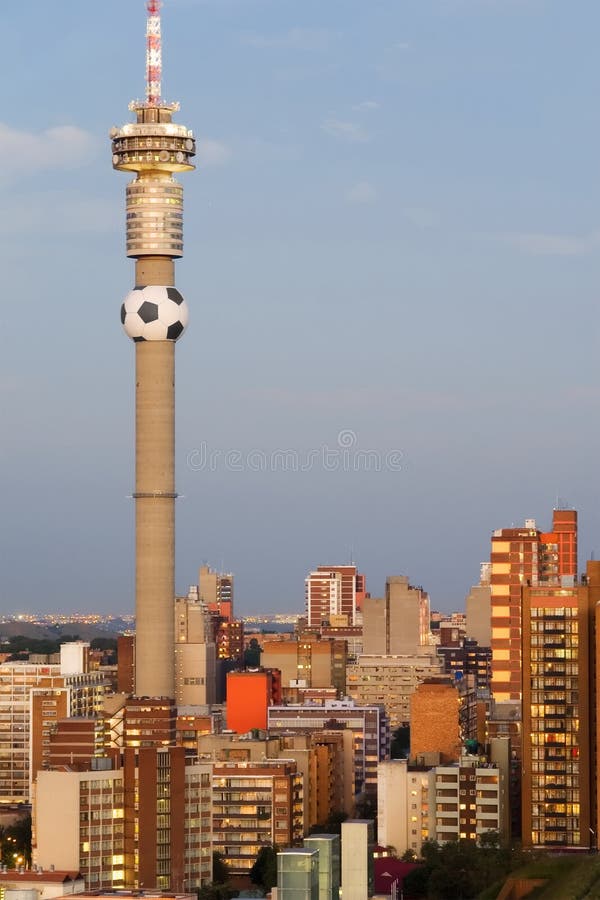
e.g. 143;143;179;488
121;285;189;341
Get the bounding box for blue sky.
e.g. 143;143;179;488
2;0;600;615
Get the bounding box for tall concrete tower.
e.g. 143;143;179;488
110;1;195;698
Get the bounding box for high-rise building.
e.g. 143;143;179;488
437;638;492;696
174;590;216;706
111;0;195;699
123;696;177;748
0;646;108;803
465;568;492;648
490;520;542;702
409;678;462;765
346;653;443;731
47;717;107;769
195;728;353;833
31;687;70;780
521;562;600;849
212;761;303;875
362;576;430;655
541;508;577;581
261;637;347;697
490;508;578;701
430;754;504;844
268;700;390;797
117;635;135;694
307;731;355;827
198;564;234;621
215;618;244;662
176;708;223;750
377;759;431;858
305;566;365;627
464;639;492;694
33;750;213;890
226;669;282;732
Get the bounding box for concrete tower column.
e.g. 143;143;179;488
134;259;176;697
134;341;175;697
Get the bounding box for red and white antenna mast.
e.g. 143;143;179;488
146;0;163;106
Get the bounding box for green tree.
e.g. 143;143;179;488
249;845;278;892
390;725;410;759
212;851;230;884
354;794;377;821
196;885;234;900
244;638;262;668
309;810;347;836
402;863;429;898
478;830;500;849
90;637;118;652
404;838;530;899
1;815;31;867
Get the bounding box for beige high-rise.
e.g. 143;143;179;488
362;575;430;654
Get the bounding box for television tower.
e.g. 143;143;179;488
110;0;195;698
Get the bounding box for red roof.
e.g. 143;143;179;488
0;871;82;883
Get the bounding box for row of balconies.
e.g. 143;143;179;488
213;793;271;803
213;834;273;846
213;822;272;832
212;807;270;817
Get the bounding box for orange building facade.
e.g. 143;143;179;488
521;560;600;849
410;678;462;765
490;509;578;701
226;669;282;733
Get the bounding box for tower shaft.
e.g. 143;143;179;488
134;256;176;697
134;341;175;697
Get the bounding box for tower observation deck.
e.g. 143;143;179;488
110;0;195;258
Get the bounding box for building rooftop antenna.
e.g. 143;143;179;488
146;0;164;106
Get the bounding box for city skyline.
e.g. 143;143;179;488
3;0;600;615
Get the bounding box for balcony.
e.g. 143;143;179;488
213;834;270;845
214;823;271;833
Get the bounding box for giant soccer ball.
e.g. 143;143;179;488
121;285;189;341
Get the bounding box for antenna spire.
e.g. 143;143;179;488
146;0;163;106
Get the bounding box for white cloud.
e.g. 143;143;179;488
321;119;370;143
0;123;96;173
196;139;233;166
504;231;600;257
241;28;333;51
346;181;377;205
352;100;381;112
